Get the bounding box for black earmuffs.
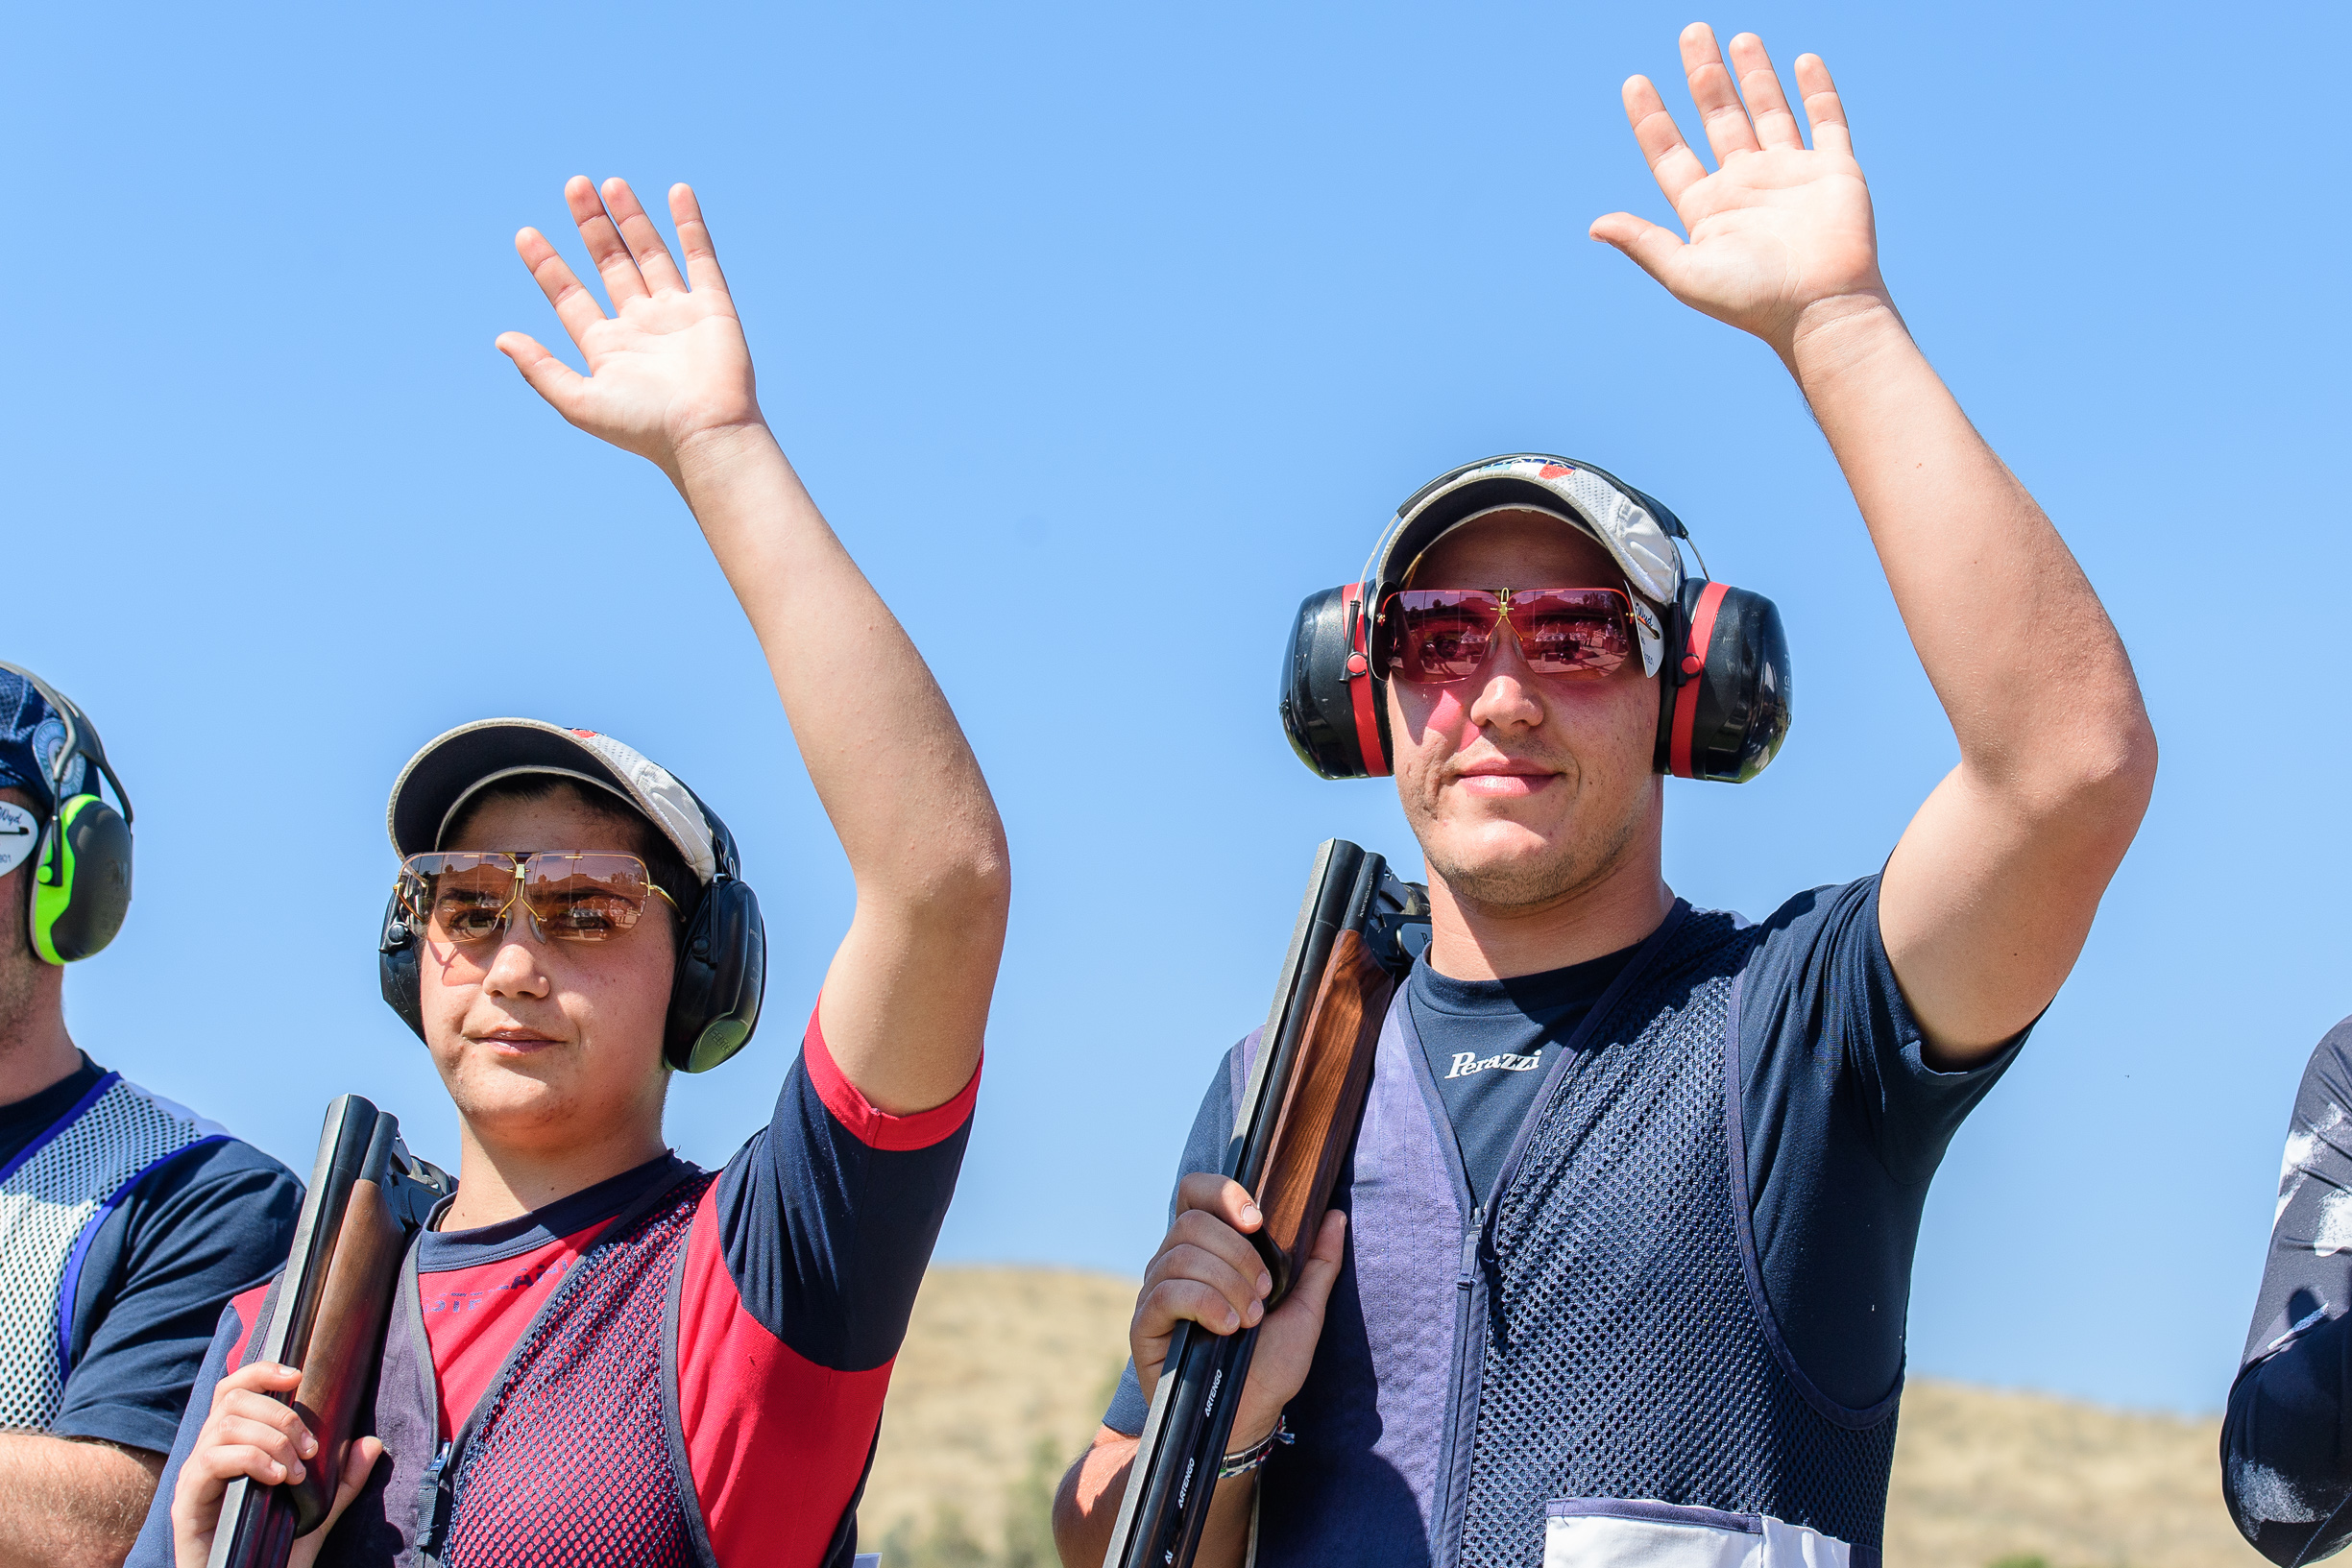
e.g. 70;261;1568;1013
1;663;134;965
376;796;766;1074
1277;456;1792;784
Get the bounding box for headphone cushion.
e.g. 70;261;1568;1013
1280;586;1389;780
666;879;767;1073
32;797;133;964
1656;581;1794;783
377;890;427;1041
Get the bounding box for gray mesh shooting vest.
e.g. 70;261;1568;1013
0;1073;221;1428
1255;904;1898;1568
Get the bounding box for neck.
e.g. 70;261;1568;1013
1423;825;1674;982
443;1117;669;1230
0;974;80;1110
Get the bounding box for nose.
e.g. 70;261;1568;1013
479;918;552;1001
1466;630;1545;732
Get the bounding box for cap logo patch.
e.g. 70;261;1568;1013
0;802;37;877
1539;463;1573;478
571;729;599;738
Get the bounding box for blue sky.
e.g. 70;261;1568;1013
3;2;2341;1414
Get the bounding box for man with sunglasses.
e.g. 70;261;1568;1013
1055;27;2155;1568
0;667;300;1568
133;176;1009;1568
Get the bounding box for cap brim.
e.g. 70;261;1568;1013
386;718;720;883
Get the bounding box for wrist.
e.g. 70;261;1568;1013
667;417;782;492
1779;290;1911;391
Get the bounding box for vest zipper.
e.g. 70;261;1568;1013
1457;1206;1485;1291
413;1439;454;1561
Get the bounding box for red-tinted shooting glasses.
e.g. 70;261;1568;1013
1376;587;1636;685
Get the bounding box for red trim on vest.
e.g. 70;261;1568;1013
1669;581;1731;779
676;1187;899;1566
1343;583;1390;777
801;1003;982;1152
225;1280;271;1369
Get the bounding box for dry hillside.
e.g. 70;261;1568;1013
864;1266;2267;1568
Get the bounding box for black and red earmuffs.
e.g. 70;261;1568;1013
1277;454;1792;784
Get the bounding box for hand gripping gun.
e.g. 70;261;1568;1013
206;1096;453;1568
1103;839;1429;1568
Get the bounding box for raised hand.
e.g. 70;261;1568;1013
497;178;762;481
1590;25;1885;358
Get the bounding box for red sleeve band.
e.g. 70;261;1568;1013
800;1002;982;1151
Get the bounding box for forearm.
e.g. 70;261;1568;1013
1785;298;2153;795
670;421;1010;1107
1053;1435;1256;1568
671;422;1007;899
0;1432;160;1568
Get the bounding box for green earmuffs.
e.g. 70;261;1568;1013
32;791;133;964
1;662;134;966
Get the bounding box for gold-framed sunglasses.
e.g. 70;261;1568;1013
394;852;678;946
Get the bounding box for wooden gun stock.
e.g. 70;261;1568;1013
1102;839;1428;1568
206;1097;451;1568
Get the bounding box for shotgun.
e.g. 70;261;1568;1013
1103;838;1428;1568
206;1096;452;1568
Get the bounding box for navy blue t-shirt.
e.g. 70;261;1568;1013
1105;874;2022;1427
1409;949;1637;1204
0;1054;302;1455
2221;1016;2352;1566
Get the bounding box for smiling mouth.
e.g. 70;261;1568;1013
476;1031;562;1051
1454;771;1557;795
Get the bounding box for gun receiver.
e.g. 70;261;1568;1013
1103;839;1428;1568
206;1096;452;1568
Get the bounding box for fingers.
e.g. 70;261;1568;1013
323;1436;385;1530
1679;22;1759;166
597;178;689;295
495;330;587;416
1619;75;1710;212
1793;53;1853;157
1137;1198;1274;1339
200;1368;318;1487
1282;1210;1350;1319
566;175;650;308
512;227;608;350
1726;33;1804;151
668;184;732;298
1175;1171;1264;1233
1588;211;1690;291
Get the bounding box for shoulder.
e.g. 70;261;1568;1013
1732;877;1883;997
2288;1019;2352;1115
109;1134;303;1279
125;1132;302;1218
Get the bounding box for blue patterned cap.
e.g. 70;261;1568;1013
0;663;82;812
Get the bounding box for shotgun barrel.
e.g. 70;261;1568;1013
1103;839;1427;1568
206;1097;452;1568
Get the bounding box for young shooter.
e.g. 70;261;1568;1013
131;177;1010;1568
1053;26;2156;1568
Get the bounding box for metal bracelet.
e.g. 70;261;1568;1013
1217;1415;1295;1480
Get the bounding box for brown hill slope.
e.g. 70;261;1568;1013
864;1266;2265;1568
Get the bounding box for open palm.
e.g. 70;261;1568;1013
1591;26;1886;356
497;177;762;478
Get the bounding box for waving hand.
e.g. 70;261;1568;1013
1590;26;1885;357
496;178;760;481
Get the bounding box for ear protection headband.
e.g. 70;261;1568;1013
1278;454;1792;784
0;663;134;965
376;794;766;1074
